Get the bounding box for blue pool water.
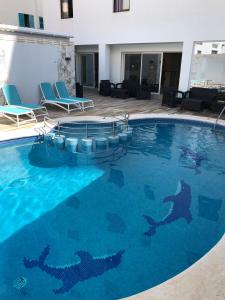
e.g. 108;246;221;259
0;119;225;299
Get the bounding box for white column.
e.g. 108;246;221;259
98;44;110;83
178;40;194;92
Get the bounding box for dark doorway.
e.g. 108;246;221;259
94;53;99;88
161;53;182;92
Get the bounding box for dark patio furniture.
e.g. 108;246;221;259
136;80;151;100
211;91;225;113
99;80;115;96
111;82;129;99
162;87;184;107
126;79;139;97
181;87;218;112
76;82;83;98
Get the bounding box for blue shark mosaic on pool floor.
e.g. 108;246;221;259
0;121;225;300
24;246;124;294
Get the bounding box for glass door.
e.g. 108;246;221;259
81;54;94;87
124;53;162;93
141;54;162;93
124;54;142;82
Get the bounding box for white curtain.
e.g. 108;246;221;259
122;0;130;10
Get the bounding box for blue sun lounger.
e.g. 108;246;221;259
2;84;48;117
55;81;94;110
0;105;37;126
40;82;82;113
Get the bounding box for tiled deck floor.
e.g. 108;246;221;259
0;88;224;133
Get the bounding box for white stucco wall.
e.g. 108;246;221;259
42;0;225;91
0;28;75;104
0;0;43;29
42;0;225;45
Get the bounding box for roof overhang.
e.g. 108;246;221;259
0;24;74;39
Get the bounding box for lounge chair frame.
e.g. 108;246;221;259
0;107;37;127
55;81;94;110
40;84;82;114
2;84;48;118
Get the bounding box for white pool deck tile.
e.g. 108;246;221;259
0;90;225;300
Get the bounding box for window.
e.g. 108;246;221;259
39;17;44;29
60;0;73;19
197;50;202;54
212;43;218;48
114;0;130;12
211;50;218;54
124;53;162;93
18;13;35;28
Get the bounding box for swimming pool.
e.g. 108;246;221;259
0;118;225;299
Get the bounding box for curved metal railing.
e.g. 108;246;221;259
42;112;130;139
214;105;225;130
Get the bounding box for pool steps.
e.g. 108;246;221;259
44;127;133;153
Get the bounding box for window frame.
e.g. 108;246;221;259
39;16;44;29
18;13;35;28
113;0;130;13
60;0;73;19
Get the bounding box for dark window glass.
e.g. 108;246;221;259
39;17;44;29
61;0;73;19
124;54;141;82
18;13;34;28
114;0;130;13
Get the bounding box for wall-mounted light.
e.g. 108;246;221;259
65;47;71;61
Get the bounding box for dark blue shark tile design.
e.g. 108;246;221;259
65;195;80;209
144;180;192;236
108;169;124;188
179;146;207;174
144;185;155;201
23;245;125;294
106;213;126;234
198;195;222;221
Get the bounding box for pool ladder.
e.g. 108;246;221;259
214;105;225;130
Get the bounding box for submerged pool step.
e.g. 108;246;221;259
44;128;133;154
65;138;79;153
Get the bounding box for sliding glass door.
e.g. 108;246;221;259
141;54;161;92
124;53;162;93
124;54;141;82
81;54;94;87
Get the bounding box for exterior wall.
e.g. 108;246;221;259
0;0;43;29
0;29;75;104
42;0;225;45
42;0;225;91
194;42;225;55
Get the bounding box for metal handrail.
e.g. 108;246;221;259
214;105;225;130
42;112;130;139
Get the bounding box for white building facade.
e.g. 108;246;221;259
41;0;225;93
1;0;224;94
0;0;44;30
